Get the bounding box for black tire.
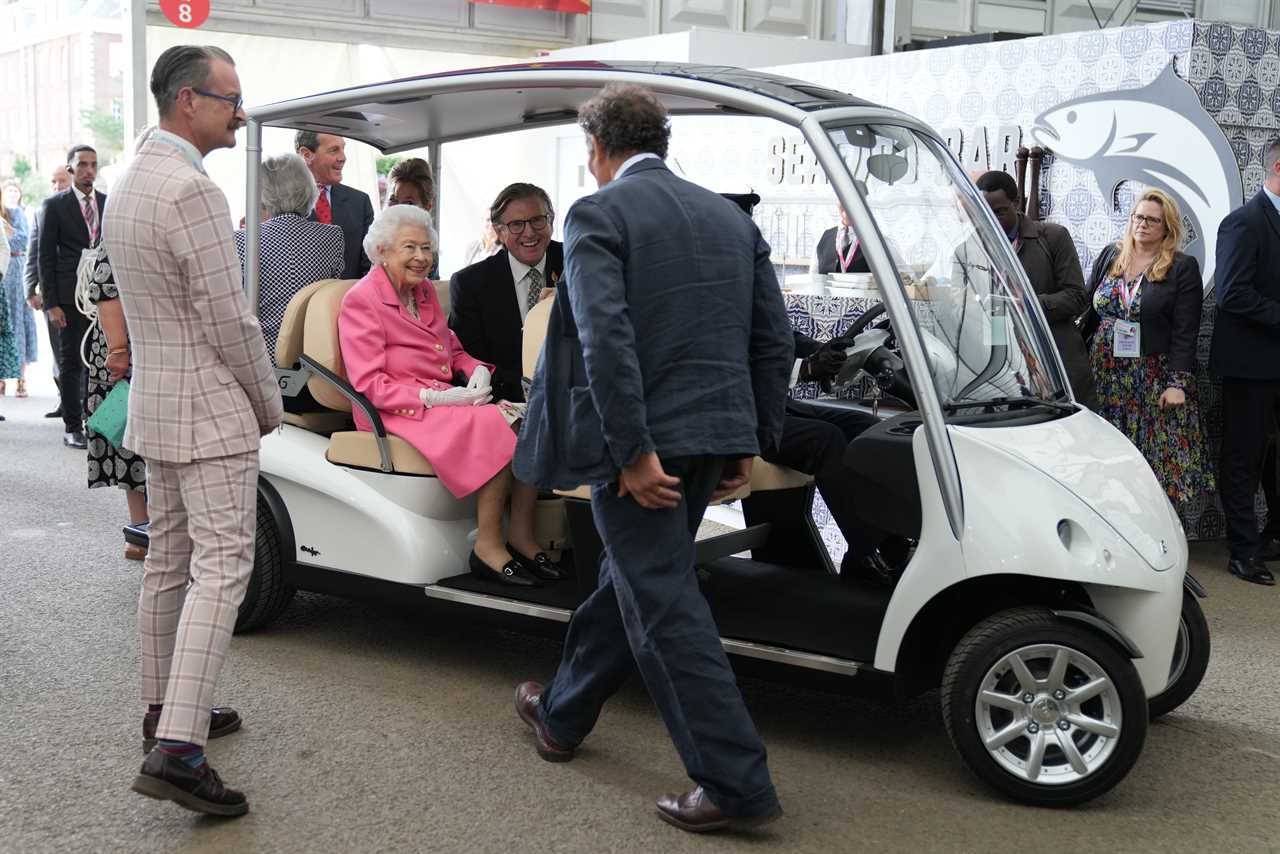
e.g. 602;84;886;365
234;492;296;634
1148;590;1210;720
940;607;1148;806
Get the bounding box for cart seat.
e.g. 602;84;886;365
275;279;354;433
520;298;812;501
290;278;449;476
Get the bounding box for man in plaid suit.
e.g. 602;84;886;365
103;45;281;817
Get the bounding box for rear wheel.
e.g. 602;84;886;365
234;492;296;634
941;607;1147;806
1148;590;1210;720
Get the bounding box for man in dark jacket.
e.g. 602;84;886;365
25;162;73;419
39;144;105;448
976;171;1093;408
1210;139;1280;586
512;84;792;833
449;183;562;402
296;131;374;278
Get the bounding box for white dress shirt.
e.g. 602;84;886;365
614;151;661;180
151;129;206;174
509;251;548;323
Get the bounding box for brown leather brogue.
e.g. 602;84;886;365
514;681;575;762
655;786;782;834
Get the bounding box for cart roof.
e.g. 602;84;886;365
248;61;874;153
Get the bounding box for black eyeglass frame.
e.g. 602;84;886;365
192;88;244;112
497;214;552;235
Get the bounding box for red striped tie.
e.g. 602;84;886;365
315;185;332;224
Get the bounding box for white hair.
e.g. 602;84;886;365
364;204;438;265
262;153;320;218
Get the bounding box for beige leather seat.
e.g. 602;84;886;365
519;296;811;500
285;278;452;475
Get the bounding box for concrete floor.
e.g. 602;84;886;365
2;392;1279;854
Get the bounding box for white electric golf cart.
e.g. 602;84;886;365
227;62;1209;807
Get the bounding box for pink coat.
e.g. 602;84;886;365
338;265;515;497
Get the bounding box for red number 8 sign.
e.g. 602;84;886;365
160;0;210;28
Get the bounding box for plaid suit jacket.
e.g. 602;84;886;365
103;138;282;463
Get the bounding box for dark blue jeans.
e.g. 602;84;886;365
539;454;779;818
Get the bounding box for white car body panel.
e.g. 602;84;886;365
874;409;1186;697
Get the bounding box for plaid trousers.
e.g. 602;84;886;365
139;451;258;745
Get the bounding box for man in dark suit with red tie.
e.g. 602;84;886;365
449;183;563;403
38;144;105;449
296;131;374;279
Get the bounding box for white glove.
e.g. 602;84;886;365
467;365;491;391
419;386;492;408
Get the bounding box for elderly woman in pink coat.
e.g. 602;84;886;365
338;205;566;588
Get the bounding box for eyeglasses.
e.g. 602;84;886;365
192;88;244;112
1131;213;1164;227
497;214;551;235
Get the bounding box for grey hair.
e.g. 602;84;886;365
150;45;234;118
1266;139;1280;173
261;153;320;217
364;204;438;265
294;130;320;153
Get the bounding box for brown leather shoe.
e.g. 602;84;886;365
655;786;782;834
514;681;575;762
143;707;243;754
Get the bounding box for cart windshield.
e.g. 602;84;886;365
826;123;1070;410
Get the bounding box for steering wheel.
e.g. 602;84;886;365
831;303;915;408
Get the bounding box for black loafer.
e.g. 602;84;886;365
143;706;243;754
1229;558;1276;586
469;551;541;587
131;750;249;817
509;544;569;581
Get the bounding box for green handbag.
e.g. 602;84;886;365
87;379;130;450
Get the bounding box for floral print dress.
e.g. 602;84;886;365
84;252;146;493
1090;273;1213;504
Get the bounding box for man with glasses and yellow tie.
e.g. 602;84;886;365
449;182;562;403
38;144;105;449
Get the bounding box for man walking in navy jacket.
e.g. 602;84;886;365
512;83;793;832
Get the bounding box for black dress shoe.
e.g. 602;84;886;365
469;551;540;587
143;706;243;754
131;750;249;817
44;408;61;419
655;786;781;834
63;430;86;449
1229;558;1276;586
508;544;569;581
514;681;575;762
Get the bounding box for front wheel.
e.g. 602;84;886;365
940;607;1148;806
1148;590;1210;720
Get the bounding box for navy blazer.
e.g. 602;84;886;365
38;187;107;311
311;183;374;279
449;241;564;403
514;159;794;489
1210;190;1280;380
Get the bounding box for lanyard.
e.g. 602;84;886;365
1118;264;1151;317
838;236;859;272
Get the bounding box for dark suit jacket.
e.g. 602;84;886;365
1210;190;1280;379
310;183;374;279
38;188;106;311
24;205;43;300
514;159;794;489
448;242;563;402
814;226;869;274
1014;217;1094;406
1081;245;1203;375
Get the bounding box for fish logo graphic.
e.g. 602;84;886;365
1031;62;1242;288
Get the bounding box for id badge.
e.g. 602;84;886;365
1113;319;1140;358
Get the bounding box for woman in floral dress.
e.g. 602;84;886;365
1;185;37;397
1081;188;1213;505
0;219;16;419
83;248;148;559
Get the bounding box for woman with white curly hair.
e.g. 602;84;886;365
338;204;566;588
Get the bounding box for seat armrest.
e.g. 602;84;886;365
299;354;393;472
